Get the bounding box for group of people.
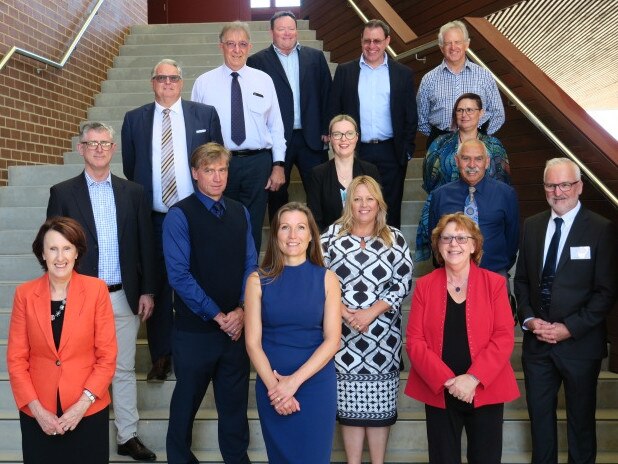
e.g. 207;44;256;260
5;11;617;464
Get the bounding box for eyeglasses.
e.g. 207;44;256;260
439;235;473;245
330;130;358;140
152;75;182;83
223;41;250;50
456;108;480;115
81;141;114;151
543;180;580;192
362;38;385;46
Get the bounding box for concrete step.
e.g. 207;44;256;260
0;186;51;207
118;40;323;57
128;20;300;35
124;30;316;46
0;256;41;281
7;164;124;186
0;231;37;254
0;208;46;231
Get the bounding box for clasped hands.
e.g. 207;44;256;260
526;318;571;344
444;374;479;404
215;308;244;341
31;396;90;436
268;370;301;416
342;305;376;333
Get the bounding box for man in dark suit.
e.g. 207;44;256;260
515;157;618;464
330;19;417;228
247;10;332;220
121;58;223;383
47;122;157;461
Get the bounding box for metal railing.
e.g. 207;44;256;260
345;0;618;208
0;0;105;73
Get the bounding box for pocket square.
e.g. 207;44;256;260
196;129;207;133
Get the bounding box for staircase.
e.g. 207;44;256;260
0;21;617;463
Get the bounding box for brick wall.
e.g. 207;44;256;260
0;0;148;185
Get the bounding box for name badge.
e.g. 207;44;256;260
570;246;591;260
196;129;207;133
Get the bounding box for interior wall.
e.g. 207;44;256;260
0;0;148;185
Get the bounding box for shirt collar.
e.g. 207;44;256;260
551;200;581;224
440;58;471;72
195;189;226;210
222;63;248;77
359;52;389;69
155;97;182;115
84;170;112;187
273;42;301;57
460;174;488;193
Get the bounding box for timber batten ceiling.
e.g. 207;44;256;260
487;0;618;109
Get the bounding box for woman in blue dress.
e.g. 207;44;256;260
245;202;342;463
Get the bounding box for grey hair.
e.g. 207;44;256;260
80;122;115;140
219;21;251;42
456;138;488;158
543;158;581;182
151;59;183;79
438;20;470;46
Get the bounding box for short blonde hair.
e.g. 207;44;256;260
190;142;231;169
431;212;484;266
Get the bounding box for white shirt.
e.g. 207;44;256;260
190;64;286;162
151;98;194;213
543;201;581;267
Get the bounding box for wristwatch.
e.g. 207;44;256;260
272;161;284;167
83;389;96;404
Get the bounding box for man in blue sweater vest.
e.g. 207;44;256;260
162;142;257;463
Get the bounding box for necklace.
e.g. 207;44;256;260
447;279;467;293
51;299;66;321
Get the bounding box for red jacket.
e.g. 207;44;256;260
404;263;519;408
7;271;117;417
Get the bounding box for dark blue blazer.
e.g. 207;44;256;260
121;99;223;209
247;44;332;152
330;59;418;166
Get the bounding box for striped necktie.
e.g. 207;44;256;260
161;108;178;207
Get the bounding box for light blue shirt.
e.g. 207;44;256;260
358;53;393;142
191;64;286;162
416;58;505;135
274;42;302;130
84;170;121;286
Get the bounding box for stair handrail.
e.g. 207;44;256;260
344;0;618;208
0;0;105;73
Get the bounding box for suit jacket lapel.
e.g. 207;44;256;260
73;174;98;243
141;103;155;173
181;99;197;173
268;45;291;89
58;272;86;354
352;62;361;113
111;174;128;243
33;274;58;355
533;211;552;281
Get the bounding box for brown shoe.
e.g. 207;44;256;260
117;436;156;461
146;355;171;383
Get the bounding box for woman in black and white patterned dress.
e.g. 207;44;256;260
321;175;413;463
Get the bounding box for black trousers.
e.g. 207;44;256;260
358;140;406;229
425;402;504;464
523;352;601;464
268;129;327;221
166;328;251;464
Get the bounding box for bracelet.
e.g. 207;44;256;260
468;373;480;383
83;389;96;404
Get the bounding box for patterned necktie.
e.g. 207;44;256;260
230;72;246;146
211;201;224;219
161;108;178;207
540;217;563;312
464;186;479;223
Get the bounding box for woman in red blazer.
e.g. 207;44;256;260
7;217;117;464
405;213;518;463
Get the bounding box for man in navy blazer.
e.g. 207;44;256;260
515;158;618;464
247;11;332;220
121;58;223;383
330;19;417;228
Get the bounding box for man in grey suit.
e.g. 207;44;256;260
47;122;157;461
122;58;223;383
515;157;618;464
247;10;332;220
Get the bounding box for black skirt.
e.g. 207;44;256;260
19;407;109;464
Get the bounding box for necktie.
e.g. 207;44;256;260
464;186;479;223
540;217;563;312
211;201;224;219
230;72;246;146
161;108;178;207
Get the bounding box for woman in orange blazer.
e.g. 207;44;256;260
405;213;518;464
7;217;117;464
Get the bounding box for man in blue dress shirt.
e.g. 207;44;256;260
163;142;257;464
428;139;519;276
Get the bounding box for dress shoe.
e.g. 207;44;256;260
146;355;171;383
117;436;156;461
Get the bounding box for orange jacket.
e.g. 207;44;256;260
7;271;117;417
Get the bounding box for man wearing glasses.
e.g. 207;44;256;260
121;59;223;385
47;122;158;461
417;20;505;148
428;139;519;278
191;21;286;252
330;19;417;228
515;158;617;464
